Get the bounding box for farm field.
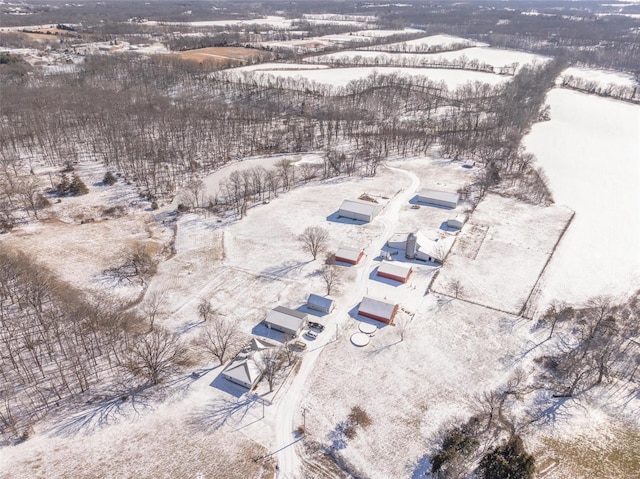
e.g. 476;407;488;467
524;88;640;308
431;193;574;315
558;66;638;89
225;65;510;89
366;33;485;51
174;46;271;65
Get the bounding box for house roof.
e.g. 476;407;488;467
265;306;307;332
359;296;397;319
415;230;454;260
335;245;362;262
250;337;278;351
377;261;412;279
339;198;380;217
223;356;261;387
417;188;460;204
307;293;335;310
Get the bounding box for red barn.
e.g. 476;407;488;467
376;261;412;283
358;297;398;324
335;245;364;265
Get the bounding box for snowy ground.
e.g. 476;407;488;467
559;66;638;89
524;89;640;308
432;194;573;315
143;15;295;28
366;34;485;51
223;65;510;90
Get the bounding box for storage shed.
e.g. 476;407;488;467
447;213;468;230
377;261;412;283
358;297;398;324
307;294;336;314
222;356;261;389
335;245;364;265
387;233;409;250
264;306;308;337
416;188;460;209
338;199;382;223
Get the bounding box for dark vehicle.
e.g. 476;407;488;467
309;322;325;332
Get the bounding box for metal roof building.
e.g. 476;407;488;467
447;213;468;229
377;261;412;283
264;306;308;337
358;297;398;324
335;245;364;265
417;188;460;209
338;198;382;222
307;294;336;314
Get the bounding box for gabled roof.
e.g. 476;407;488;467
335;245;362;262
359;296;397;320
339;198;380;216
377;261;412;279
307;293;335;310
222;356;261;387
265;306;308;332
250;337;278;351
417;188;460;204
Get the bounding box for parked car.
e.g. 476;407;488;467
309;322;325;332
291;340;307;351
305;330;318;340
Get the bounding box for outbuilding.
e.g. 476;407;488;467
416;188;460;209
358;297;398;324
264;306;308;337
338;199;382;223
387;233;409;250
222;356;262;389
307;294;336;314
335;245;364;265
377;261;412;283
447;213;468;230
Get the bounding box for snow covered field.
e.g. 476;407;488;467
432;193;573;315
310;47;550;73
524;89;640;307
367;33;485;51
224;65;510;90
558;66;638;88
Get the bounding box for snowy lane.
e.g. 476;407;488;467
274;166;419;478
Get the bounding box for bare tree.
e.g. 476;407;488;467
197;298;215;322
124;327;186;385
320;260;340;295
141;288;168;331
257;347;286;392
299;226;329;260
450;279;465;299
198;315;243;366
104;243;158;286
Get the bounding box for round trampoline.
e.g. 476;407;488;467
351;332;370;347
358;323;377;335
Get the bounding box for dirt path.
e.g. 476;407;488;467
273;165;419;477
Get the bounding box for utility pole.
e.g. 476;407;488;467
302;408;306;434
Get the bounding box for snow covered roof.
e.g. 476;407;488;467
417;188;460;204
339;198;380;216
307;293;335;311
388;233;409;244
359;296;397;320
448;213;468;224
265;306;308;332
335;245;362;262
222;356;261;387
249;337;278;351
377;261;412;279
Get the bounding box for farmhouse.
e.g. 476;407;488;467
377;261;412;283
417;188;460;209
264;306;308;337
358;296;398;324
307;293;336;314
222;356;262;389
338;198;382;222
335;245;364;265
447;213;468;229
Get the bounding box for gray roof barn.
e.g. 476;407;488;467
307;294;336;314
264;306;308;337
417;188;459;209
338;199;382;222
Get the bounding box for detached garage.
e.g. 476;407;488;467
417;188;460;209
377;261;412;283
264;306;308;337
335;245;364;265
307;294;336;314
338;199;382;223
358;297;398;324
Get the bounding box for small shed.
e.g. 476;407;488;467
377;261;412;283
264;306;308;337
417;188;460;209
335;245;364;265
338;199;382;223
387;233;409;250
447;213;468;230
222;356;261;389
307;294;336;314
358;297;398;324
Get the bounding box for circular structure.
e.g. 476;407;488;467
351;332;370;347
359;322;378;335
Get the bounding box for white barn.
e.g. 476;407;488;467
307;294;336;314
264;306;308;337
447;213;468;229
417;188;460;209
338;199;382;222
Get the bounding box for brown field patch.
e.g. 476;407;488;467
174;46;272;65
